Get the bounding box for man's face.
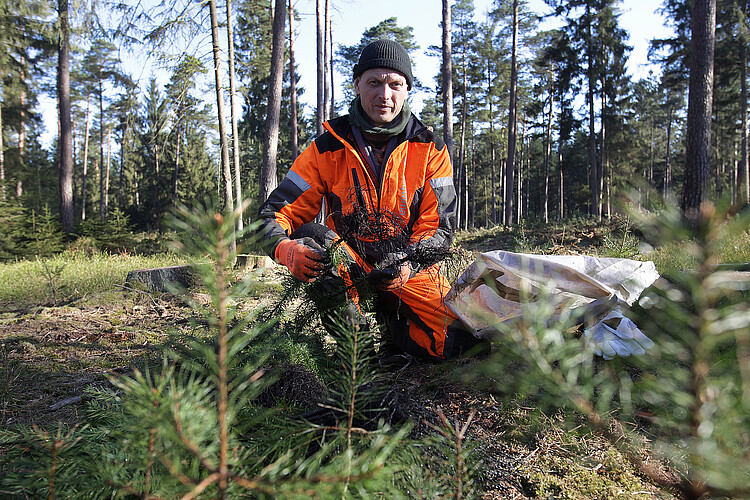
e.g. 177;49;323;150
354;68;409;126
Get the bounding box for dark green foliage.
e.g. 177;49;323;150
26;205;66;257
0;203;66;260
0;199;28;260
0;200;411;498
76;207;133;253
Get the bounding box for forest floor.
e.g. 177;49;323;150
0;220;679;499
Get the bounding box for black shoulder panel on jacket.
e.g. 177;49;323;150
314;116;350;154
315;130;344;155
405;116;445;150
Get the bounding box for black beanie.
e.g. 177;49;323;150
353;39;413;89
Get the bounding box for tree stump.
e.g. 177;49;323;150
125;265;198;293
237;254;276;270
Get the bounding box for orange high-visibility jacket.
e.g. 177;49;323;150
257;114;456;265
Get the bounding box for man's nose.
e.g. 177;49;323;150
378;84;391;101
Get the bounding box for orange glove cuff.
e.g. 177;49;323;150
275;238;325;282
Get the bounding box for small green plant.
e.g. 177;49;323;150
37;258;66;306
600;226;641;259
0;199;407;498
76;209;134;253
27;206;66;258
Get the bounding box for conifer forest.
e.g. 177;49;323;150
0;0;747;239
2;0;750;498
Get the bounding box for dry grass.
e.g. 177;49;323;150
0;251;186;311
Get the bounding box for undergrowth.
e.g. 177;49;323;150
0;200;477;498
0;251;185;309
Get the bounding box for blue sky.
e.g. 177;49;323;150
289;0;674;113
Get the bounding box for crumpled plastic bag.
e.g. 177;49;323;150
444;251;660;359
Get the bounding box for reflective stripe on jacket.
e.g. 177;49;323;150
257;114;456;265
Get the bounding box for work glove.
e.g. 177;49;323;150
583;305;655;359
275;237;326;283
370;252;412;291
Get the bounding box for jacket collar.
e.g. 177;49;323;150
325;113;428;146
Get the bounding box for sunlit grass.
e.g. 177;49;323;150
0;251;186;309
647;228;750;274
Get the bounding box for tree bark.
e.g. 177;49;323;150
81;95;91;221
488;60;497;224
664;107;672;193
586;1;599;218
18;63;26;205
544;89;552;223
208;0;234;216
316;0;324;136
0;84;5;203
328;7;334;119
600;87;607;217
458;50;468;230
173;110;182;207
226;0;243;230
504;0;518;227
289;0;298;159
259;0;286;203
740;32;749;204
681;0;716;217
442;0;454;159
119;127;125;212
57;0;73;231
99;74;106;219
105;126;111;215
323;0;331;121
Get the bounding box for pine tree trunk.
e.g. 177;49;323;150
99;75;106;220
289;0;298;159
316;0;324;136
259;0;286;203
105;127;111;215
586;2;599;218
504;0;518;227
558;148;564;219
226;0;243;230
173;114;182;207
19;64;26;205
681;0;716;216
0;84;5;203
328;7;334;119
153;143;161;221
57;0;73;232
323;0;331;121
488;60;496;224
208;0;234;217
119;128;125;212
81;95;91;221
458;57;468;230
544;89;552;223
740;37;749;203
600;88;607;218
442;0;454;159
665;108;673;193
470;132;476;229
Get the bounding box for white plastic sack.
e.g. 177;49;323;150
444;251;660;358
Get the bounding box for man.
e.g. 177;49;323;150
257;39;487;360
